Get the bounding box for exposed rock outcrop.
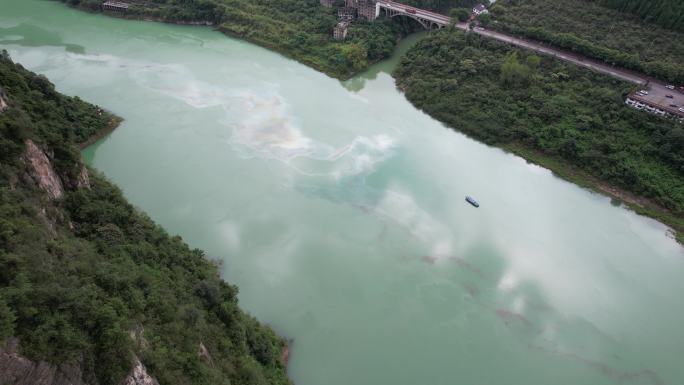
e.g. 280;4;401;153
1;338;160;385
129;324;148;350
23;140;64;200
76;163;91;190
22;138;91;199
280;340;292;366
197;342;213;367
121;358;159;385
0;86;7;112
0;338;87;385
37;207;58;239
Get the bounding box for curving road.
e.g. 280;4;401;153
455;23;646;84
452;23;684;117
376;1;683;116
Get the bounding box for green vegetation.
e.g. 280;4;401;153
394;31;684;239
451;8;470;22
0;51;290;385
489;0;684;83
599;0;684;32
58;0;404;78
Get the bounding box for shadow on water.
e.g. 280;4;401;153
0;23;85;54
341;31;427;92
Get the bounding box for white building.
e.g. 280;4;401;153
625;96;683;122
473;4;489;15
333;21;350;40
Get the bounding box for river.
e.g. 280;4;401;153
2;1;683;384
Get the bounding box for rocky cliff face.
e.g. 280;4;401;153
197;342;214;367
121;358;159;385
1;339;160;385
23;139;65;200
0;86;7;112
75;163;91;190
22;139;91;200
0;338;88;385
4;133;160;385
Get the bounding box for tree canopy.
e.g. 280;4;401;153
394;31;684;238
489;0;684;83
0;51;290;385
599;0;684;32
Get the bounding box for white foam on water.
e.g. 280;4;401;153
129;62;244;109
227;93;395;175
49;50;456;259
228;94;327;162
61;52;246;110
225;92;455;256
0;35;23;41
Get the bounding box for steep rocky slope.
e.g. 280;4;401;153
0;50;290;385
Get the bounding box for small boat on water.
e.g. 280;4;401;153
465;196;479;207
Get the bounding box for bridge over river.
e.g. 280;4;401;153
372;0;667;92
375;1;451;29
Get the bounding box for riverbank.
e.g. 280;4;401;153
0;48;292;385
57;0;399;80
8;2;684;383
78;114;122;149
394;30;684;244
505;144;684;244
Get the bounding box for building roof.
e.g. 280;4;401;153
628;93;684;118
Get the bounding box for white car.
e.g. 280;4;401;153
639;90;649;95
666;85;675;90
679;107;684;113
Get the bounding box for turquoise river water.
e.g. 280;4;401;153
2;1;684;384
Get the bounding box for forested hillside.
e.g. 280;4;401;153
57;0;402;79
599;0;684;32
489;0;684;83
394;31;684;241
0;50;290;385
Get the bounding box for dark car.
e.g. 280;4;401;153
666;95;674;98
670;104;679;108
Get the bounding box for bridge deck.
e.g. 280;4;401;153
376;1;451;26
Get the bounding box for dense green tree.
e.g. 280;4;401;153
59;0;404;79
599;0;684;32
0;52;290;385
451;8;470;22
476;12;492;26
394;31;684;238
499;52;531;87
489;0;684;83
0;298;16;341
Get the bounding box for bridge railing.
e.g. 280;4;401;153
376;1;451;25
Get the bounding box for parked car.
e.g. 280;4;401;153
639;90;649;95
666;85;675;90
679;107;684;113
666;95;674;98
669;104;678;108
